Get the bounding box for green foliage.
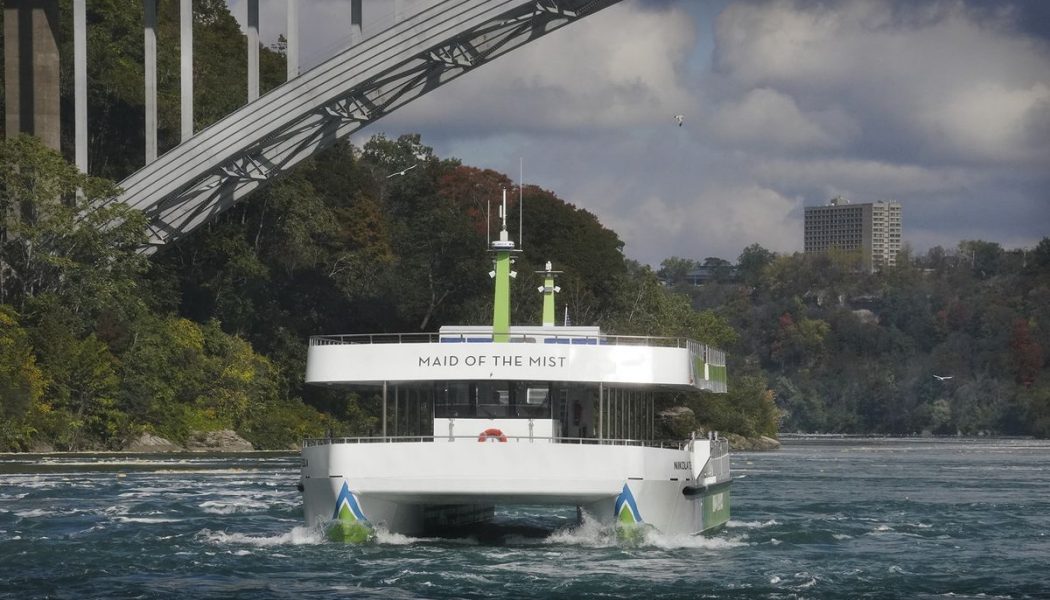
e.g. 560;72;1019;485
53;0;287;180
699;241;1050;436
0;136;148;320
692;374;780;438
0;307;46;451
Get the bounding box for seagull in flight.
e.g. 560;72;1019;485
933;375;953;381
386;163;417;178
673;114;685;127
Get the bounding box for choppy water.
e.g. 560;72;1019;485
1;439;1048;599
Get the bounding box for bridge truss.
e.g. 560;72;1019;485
104;0;623;249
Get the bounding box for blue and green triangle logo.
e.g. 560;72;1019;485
327;482;373;543
333;481;368;522
614;483;643;525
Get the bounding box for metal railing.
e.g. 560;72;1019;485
699;438;731;479
310;332;697;348
302;435;690;450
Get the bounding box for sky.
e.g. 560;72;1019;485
229;0;1050;266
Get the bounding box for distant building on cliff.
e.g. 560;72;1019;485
804;197;902;271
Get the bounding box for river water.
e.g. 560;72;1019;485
1;438;1048;599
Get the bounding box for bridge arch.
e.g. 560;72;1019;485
105;0;623;249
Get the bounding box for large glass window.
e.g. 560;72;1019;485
433;381;556;419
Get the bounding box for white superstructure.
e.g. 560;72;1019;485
299;199;731;540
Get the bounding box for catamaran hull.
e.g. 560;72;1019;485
301;440;731;538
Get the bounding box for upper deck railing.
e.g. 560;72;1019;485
302;435;692;450
310;332;728;374
311;332;693;348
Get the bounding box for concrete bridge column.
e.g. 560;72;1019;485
74;0;87;173
247;0;259;101
145;0;158;163
181;0;193;142
350;0;363;46
286;0;299;79
3;0;61;151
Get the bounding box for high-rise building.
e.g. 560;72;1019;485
804;197;902;270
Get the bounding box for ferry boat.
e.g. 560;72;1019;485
299;192;732;541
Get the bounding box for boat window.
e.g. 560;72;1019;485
439;382;472;417
526;387;549;405
431;381;559;419
476;381;510;418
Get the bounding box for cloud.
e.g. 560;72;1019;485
225;0;1050;265
708;87;859;150
711;0;1050;167
750;158;979;197
602;185;803;261
923;81;1050;165
382;2;697;136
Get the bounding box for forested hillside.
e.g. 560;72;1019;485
0;131;762;451
2;0;1043;451
662;242;1050;437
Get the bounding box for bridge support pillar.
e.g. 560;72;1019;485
145;0;158;163
3;0;61;151
247;0;259;101
74;0;87;173
350;0;363;46
180;0;193;142
286;0;299;79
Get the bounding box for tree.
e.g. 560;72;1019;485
958;240;1004;279
657;256;699;286
737;244;775;286
0;135;148;318
1010;319;1044;387
0;307;46;450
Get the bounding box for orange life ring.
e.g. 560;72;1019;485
478;428;508;443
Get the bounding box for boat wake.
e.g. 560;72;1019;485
545;514;747;549
196;526;324;547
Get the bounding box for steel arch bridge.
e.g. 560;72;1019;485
104;0;623;250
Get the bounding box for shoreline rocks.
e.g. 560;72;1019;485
724;433;781;451
185;430;255;452
122;430;255;453
125;433;183;453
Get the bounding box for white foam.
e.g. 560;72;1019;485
641;529;748;550
727;519;779;529
198;499;269;514
544;513;616;547
374;528;426;545
197;526;324;547
115;516;183;524
543;513;747;549
14;508;53;518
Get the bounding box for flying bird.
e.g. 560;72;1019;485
673;114;685;127
933;375;953;381
386;163;418;178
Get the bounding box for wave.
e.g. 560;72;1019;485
197;499;271;514
196;526;324;547
114;516;184;524
542;513;747;549
727;519;779;529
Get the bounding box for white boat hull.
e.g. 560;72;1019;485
301;438;731;537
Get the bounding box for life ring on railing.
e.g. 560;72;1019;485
478;428;508;443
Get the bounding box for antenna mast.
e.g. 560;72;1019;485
518;158;524;250
490;188;518;342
